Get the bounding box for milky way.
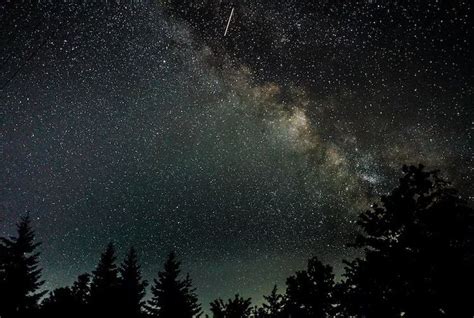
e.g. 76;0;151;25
1;0;472;308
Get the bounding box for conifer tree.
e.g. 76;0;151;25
89;242;120;316
119;247;148;317
147;252;201;318
0;214;45;317
341;165;474;317
253;286;285;318
70;273;90;307
285;257;335;318
210;294;252;318
39;273;90;318
41;287;75;318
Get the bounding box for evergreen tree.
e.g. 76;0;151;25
40;287;75;318
341;165;474;317
0;214;45;318
147;252;201;318
89;242;121;316
119;247;148;317
253;286;285;318
70;273;90;308
40;273;90;318
210;294;252;318
284;257;335;318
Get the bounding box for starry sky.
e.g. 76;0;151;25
1;0;473;308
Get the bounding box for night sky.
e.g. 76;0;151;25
1;0;473;309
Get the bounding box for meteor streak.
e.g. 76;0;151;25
224;8;234;37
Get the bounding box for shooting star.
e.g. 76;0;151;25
224;7;234;37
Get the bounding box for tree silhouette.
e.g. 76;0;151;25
89;242;121;316
40;273;90;318
253;285;285;318
41;287;75;317
210;294;252;318
70;273;91;309
147;251;201;318
284;256;335;318
341;164;474;317
0;214;45;318
118;247;148;317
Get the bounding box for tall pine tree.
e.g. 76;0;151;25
341;165;474;317
147;252;201;318
119;247;148;317
89;242;121;316
0;214;45;318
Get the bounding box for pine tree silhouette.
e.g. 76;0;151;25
284;256;335;318
146;251;201;318
0;214;45;318
210;294;252;318
70;273;90;309
341;164;474;317
253;285;285;318
89;242;121;316
41;287;75;318
118;247;148;318
40;273;90;318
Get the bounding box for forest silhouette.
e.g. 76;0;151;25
1;165;473;317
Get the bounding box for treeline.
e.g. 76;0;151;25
1;165;473;318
